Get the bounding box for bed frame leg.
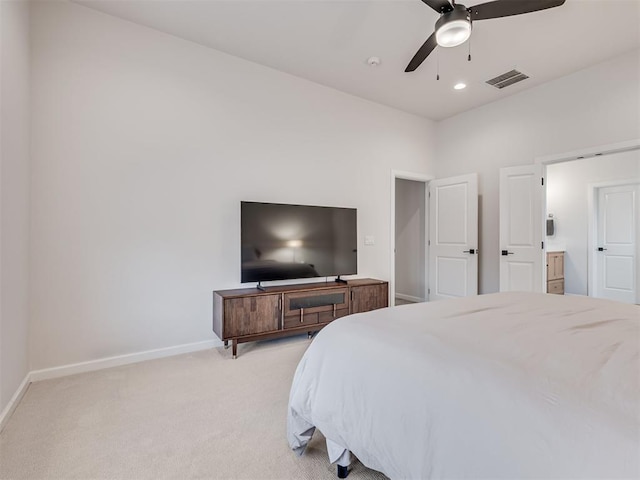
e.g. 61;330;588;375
327;439;351;478
337;465;349;478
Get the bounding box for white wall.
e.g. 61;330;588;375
29;1;436;370
0;0;30;413
436;50;640;294
546;150;640;295
394;178;425;301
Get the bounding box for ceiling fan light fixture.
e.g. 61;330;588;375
434;5;472;48
436;18;471;48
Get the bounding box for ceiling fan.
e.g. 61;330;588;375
406;0;566;72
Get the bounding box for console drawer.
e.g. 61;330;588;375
283;312;318;329
318;308;350;324
283;287;349;316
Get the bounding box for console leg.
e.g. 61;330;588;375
308;331;312;339
337;465;349;478
224;340;229;349
232;339;238;359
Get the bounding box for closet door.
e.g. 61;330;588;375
428;173;478;301
594;183;639;304
499;164;544;292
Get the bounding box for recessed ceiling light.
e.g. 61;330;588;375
366;56;381;67
454;82;467;90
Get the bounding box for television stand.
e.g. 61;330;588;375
256;282;267;292
213;279;388;358
334;276;348;284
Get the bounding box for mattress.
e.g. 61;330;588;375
287;292;640;479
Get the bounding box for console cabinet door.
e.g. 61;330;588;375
351;284;388;314
224;295;280;338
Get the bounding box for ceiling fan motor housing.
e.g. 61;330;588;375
435;4;472;48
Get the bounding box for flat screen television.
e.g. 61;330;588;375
241;201;357;284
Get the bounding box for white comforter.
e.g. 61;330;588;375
287;292;640;479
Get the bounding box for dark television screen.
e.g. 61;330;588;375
241;202;357;283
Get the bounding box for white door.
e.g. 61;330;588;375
428;173;478;301
499;164;544;292
594;183;639;304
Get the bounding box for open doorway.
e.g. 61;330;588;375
545;148;640;302
391;171;478;306
394;178;426;306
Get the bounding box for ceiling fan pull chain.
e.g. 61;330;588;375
437;49;440;80
468;35;471;62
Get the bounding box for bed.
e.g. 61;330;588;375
287;292;640;479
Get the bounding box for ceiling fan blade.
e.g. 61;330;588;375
405;32;437;72
469;0;565;21
421;0;454;14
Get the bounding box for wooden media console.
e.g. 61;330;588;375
213;278;388;358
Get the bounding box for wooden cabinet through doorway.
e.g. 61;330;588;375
546;251;564;295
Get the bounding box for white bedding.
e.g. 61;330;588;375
287;292;640;479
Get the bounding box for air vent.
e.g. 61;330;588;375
486;69;529;89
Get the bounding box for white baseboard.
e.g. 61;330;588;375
30;339;223;382
395;293;424;303
1;339;223;430
0;373;31;433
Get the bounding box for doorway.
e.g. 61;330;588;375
394;177;427;306
391;171;479;306
544;148;640;303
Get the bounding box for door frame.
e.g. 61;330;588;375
390;170;433;307
535;138;640;291
587;179;640;300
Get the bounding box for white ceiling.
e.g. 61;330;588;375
73;0;640;120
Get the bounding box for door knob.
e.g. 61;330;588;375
597;247;607;251
501;250;514;256
463;249;476;254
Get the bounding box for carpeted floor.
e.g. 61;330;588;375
0;336;387;480
394;298;415;306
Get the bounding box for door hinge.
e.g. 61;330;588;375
541;241;544;249
541;177;544;186
428;240;431;246
428;288;430;295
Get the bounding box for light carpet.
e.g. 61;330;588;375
0;336;387;480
